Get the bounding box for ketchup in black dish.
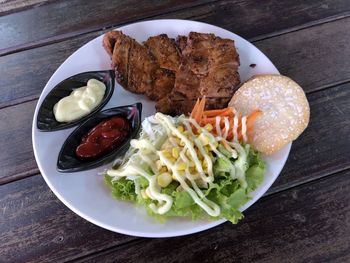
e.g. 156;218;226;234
76;116;130;160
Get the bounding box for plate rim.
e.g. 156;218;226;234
32;18;291;238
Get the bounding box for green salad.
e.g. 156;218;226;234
104;113;265;223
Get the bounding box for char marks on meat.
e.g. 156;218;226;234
144;34;181;71
103;31;240;115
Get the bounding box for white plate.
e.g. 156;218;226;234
32;19;291;237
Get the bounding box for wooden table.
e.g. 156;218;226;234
1;1;350;262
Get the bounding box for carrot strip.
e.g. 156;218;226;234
195;97;206;124
190;98;200;119
246;110;262;132
221;140;232;152
204;108;231;117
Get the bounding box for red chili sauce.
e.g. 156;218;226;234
76;116;130;160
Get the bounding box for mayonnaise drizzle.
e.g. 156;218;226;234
241;116;248;143
233;115;239;142
223;117;230;139
107;111;250;216
215;116;222;137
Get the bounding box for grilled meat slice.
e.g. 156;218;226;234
211;37;240;69
200;65;240;98
146;68;175;101
171;32;240;112
156;96;231;116
103;31;241;116
102;31;122;56
103;31;158;94
181;32;216;75
172;62;201;100
144;34;181;71
176;35;188;53
110;33;132;87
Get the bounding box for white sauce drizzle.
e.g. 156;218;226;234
233;115;239;142
107;112;250;216
223;117;230;139
215;116;222;137
241;116;248;143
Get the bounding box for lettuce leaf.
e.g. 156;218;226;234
104;147;266;224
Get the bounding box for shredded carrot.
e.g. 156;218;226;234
203;108;232;117
221;139;231;152
246;110;262;131
195;96;206;124
189;98;262;142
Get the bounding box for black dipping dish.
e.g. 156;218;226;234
37;70;115;131
57;103;142;173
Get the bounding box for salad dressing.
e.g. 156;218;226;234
233;115;239;142
53;79;106;122
241;116;248;142
107;112;251;216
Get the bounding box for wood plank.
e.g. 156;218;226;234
0;175;134;263
0;100;39;183
0;0;214;53
0;0;54;16
0;31;102;108
156;0;350;41
254;19;350;92
1;0;350;55
77;169;350;263
0;84;349;261
1;13;350;108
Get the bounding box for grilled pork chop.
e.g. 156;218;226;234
103;31;240;115
144;34;179;100
144;34;181;71
167;32;240;114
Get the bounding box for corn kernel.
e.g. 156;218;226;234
140;189;148;199
198;133;210;146
172;147;179;159
168;157;176;163
177;125;184;133
188;161;195;167
176;161;188;171
204;123;213;131
157;172;172;188
160;166;167;173
202;159;208;170
161;150;172;158
189;166;197;174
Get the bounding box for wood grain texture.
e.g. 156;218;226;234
0;175;134;263
0;0;54;16
0;85;349;262
0;31;102;108
78;169;350;263
1;0;350;55
0;100;39;183
0;0;215;53
156;0;350;41
254;18;350;92
1;13;350;108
